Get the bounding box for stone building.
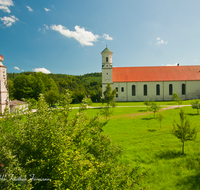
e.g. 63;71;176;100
0;54;9;114
101;47;200;101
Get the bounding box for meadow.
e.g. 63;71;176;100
78;101;200;189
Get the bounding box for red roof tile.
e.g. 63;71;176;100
0;55;4;61
113;66;200;82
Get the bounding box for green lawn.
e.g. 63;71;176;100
79;104;200;189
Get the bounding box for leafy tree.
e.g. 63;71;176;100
0;92;145;189
13;74;34;100
172;109;197;154
191;99;200;114
44;88;60;107
100;107;114;121
149;101;161;118
144;99;150;110
156;112;164;129
102;83;117;107
8;79;14;100
172;92;182;106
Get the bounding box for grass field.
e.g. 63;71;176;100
79;102;200;189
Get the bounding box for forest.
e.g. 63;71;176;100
7;72;102;105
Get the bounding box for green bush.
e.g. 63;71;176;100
0;93;145;189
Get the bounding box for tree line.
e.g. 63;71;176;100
7;72;102;105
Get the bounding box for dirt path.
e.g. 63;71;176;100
111;105;191;118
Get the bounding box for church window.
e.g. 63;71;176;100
182;84;186;95
116;87;118;92
144;85;147;96
116;94;118;98
132;85;136;96
156;84;160;95
169;84;173;95
106;57;108;62
106;73;108;75
121;87;124;92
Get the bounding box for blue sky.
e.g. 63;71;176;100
1;0;200;75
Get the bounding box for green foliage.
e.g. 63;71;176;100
172;109;197;154
156;112;164;129
173;92;182;106
0;93;144;189
191;99;200;114
44;88;60;107
100;107;114;121
144;99;150;110
102;83;117;107
149;101;161;118
8;71;102;103
8;79;14;100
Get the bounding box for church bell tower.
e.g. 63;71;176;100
0;54;9;114
101;46;113;97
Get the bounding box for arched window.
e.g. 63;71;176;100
132;85;136;96
116;87;118;92
156;84;160;95
144;85;147;96
182;84;186;95
169;84;173;95
121;87;124;92
106;57;108;62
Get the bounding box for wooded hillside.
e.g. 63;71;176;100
7;72;102;103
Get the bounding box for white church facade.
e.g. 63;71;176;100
101;47;200;101
0;54;9;113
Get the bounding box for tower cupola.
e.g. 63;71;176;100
0;55;4;66
101;46;113;66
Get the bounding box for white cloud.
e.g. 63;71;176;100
166;63;178;66
0;5;10;13
14;66;20;70
0;0;14;13
50;25;99;46
33;68;51;74
194;59;198;62
102;34;113;40
0;15;18;27
44;7;51;12
156;37;168;45
26;6;33;12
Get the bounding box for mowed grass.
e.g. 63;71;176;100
80;103;200;189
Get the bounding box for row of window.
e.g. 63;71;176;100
115;84;186;97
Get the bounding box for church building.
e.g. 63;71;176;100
0;54;9;114
101;47;200;101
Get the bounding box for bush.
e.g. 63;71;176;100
0;93;145;189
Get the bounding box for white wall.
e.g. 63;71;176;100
112;80;200;101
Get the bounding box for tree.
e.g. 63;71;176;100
100;107;114;121
172;109;197;154
44;88;60;107
0;92;145;189
172;92;182;106
149;101;161;118
191;99;200;114
156;112;164;129
144;99;150;111
8;79;14;100
102;83;117;107
13;75;34;100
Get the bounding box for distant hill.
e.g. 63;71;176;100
7;72;102;102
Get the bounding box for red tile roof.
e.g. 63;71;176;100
0;55;4;61
113;66;200;82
